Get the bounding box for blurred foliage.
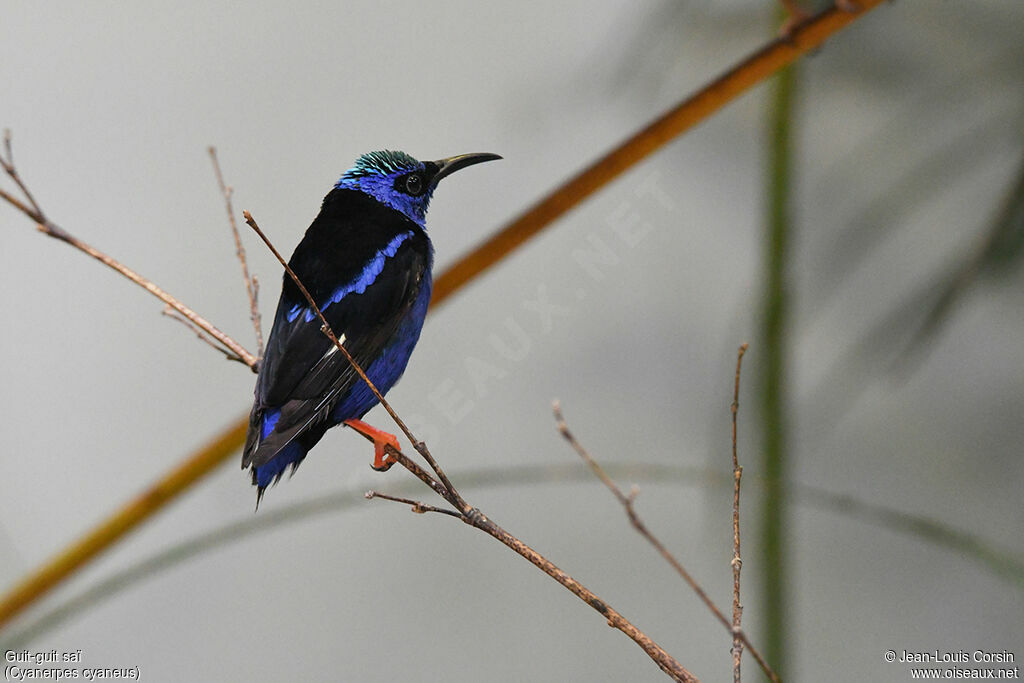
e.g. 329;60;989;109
841;153;1024;386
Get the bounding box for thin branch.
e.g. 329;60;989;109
161;305;248;366
0;135;258;371
348;427;451;502
2;129;44;220
364;491;463;518
209;147;264;360
365;455;699;682
731;343;749;683
453;495;697;682
0;186;39;222
0;0;887;629
553;401;778;683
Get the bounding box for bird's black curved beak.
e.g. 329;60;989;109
430;152;502;184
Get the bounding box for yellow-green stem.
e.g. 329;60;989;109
760;54;798;676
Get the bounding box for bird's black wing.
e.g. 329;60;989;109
242;235;429;469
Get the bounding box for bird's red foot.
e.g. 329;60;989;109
344;419;401;471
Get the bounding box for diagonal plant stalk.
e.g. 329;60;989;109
431;1;883;305
0;0;887;630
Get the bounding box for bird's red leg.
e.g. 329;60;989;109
344;419;401;471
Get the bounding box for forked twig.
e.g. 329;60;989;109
209;147;264;360
553;398;778;682
161;305;247;365
0;132;258;371
2;130;44;220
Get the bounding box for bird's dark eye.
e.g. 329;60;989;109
404;173;423;196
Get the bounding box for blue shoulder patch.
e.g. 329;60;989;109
287;230;415;323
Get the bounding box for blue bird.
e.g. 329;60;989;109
243;150;501;503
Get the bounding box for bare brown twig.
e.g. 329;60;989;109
368;447;699;682
0;133;259;371
161;305;247;365
209;147;264;360
2;130;44;220
363;491;462;518
247;212;697;683
553;399;778;682
731;343;749;683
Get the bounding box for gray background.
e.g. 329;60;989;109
2;1;1022;681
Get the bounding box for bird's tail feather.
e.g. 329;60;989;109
252;439;308;507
